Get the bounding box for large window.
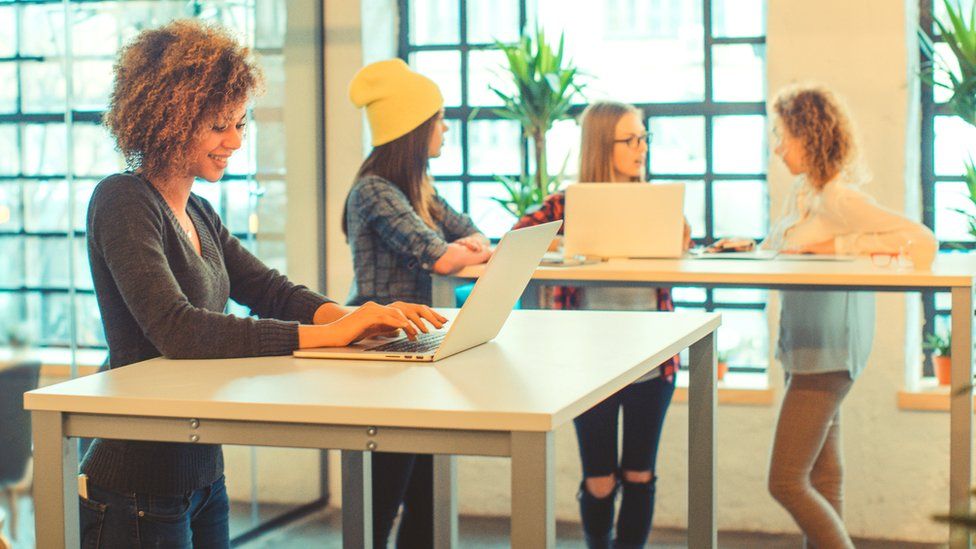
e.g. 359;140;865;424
0;1;291;368
919;0;975;379
401;0;770;378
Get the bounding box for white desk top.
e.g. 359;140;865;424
24;310;720;432
450;253;976;289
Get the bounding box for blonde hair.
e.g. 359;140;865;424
773;85;857;188
578;101;643;183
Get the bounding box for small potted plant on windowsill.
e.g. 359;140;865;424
716;350;730;382
923;332;952;386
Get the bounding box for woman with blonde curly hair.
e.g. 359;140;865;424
82;20;440;548
751;85;934;546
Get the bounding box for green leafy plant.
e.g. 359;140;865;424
489;26;585;218
923;331;952;357
920;0;976;125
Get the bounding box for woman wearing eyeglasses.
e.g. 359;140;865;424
514;101;689;549
722;85;935;547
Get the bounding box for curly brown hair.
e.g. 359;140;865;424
773;85;855;188
104;19;263;183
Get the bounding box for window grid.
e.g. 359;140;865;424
920;0;958;377
399;0;768;373
0;0;285;355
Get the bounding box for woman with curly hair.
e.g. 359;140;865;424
82;20;441;548
754;86;935;546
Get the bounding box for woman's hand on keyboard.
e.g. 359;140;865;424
299;301;419;348
388;302;448;335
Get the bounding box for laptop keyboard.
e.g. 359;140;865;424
368;332;446;354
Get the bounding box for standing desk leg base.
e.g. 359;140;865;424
689;331;717;549
341;450;373;549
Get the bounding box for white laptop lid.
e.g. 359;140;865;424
563;183;685;259
433;220;561;360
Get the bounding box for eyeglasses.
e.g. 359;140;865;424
870;253;910;268
613;132;651;149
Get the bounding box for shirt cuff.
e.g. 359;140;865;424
419;240;450;271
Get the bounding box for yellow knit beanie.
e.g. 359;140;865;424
348;59;444;146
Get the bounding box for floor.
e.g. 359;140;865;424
0;494;945;548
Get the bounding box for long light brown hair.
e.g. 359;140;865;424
773;85;857;188
343;113;441;237
104;19;263;184
578;101;644;183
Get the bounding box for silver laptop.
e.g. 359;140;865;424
563;183;685;259
294;220;561;362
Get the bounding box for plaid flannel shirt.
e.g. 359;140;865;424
345;175;480;306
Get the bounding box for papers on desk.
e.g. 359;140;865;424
540;251;602;267
687;249;779;260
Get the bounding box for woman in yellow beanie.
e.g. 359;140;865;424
344;58;492;547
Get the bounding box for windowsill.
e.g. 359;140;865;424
897;379;963;412
673;370;775;406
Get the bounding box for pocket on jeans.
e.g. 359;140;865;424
139;493;192;523
79;495;107;549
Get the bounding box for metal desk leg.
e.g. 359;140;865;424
432;275;464;308
32;411;78;549
433;455;458;549
510;431;554;548
688;331;717;549
950;286;974;549
341;450;373;549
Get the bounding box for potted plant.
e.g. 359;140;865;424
716;349;730;382
489;27;585;218
920;0;976;237
923;331;952;385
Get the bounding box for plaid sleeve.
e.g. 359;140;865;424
512;192;565;234
435;194;481;242
351;177;450;270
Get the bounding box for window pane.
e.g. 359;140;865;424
225;123;255;176
935;115;976;176
22;61;67;113
467;0;519;44
70;5;122;56
0;6;15;56
255;180;287;234
20;4;65;56
25;236;71;288
713;179;767;238
649;116;705;175
546;118;582;181
71;60;114;111
933;42;957;104
429;118;463;176
712;0;766;37
24;123;68;176
712;44;765;102
713;115;766;174
468;119;521;176
75;292;106;347
409;0;459;45
672;286;707;303
0;63;16;114
27;292;71;347
468;48;509;107
716;309;768;368
254;119;286;176
74;124;123;177
935;291;952;311
409;50;462;107
74;179;98;233
255;0;287;49
25;180;70;232
713;289;768;303
935;181;976;242
536;0;704;103
0;236;23;287
0;181;22;232
0;124;18;175
468;182;517;239
679;180;706;238
935;0;976;36
74;236;94;291
433;180;463;213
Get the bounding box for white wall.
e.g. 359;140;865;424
313;0;953;541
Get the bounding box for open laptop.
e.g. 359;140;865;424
294;220;561;362
563;183;685;259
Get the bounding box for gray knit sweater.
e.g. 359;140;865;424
81;173;332;495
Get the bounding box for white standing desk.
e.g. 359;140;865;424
434;253;976;548
25;309;720;549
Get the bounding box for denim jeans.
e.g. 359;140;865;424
573;376;675;548
79;475;229;549
371;452;433;548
